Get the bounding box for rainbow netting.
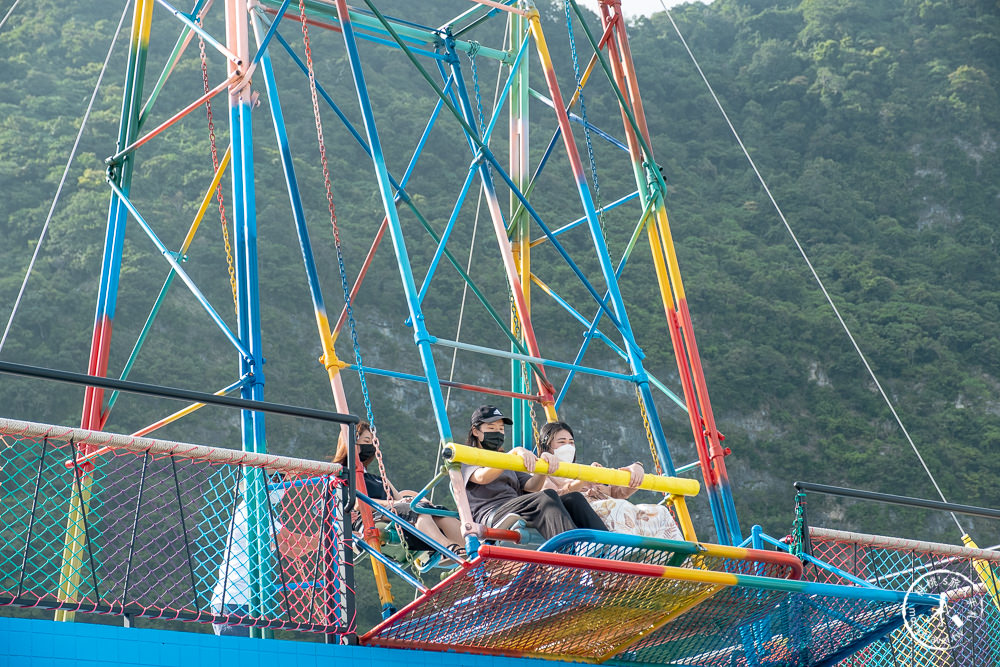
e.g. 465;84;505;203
364;539;936;665
806;527;1000;667
0;418;354;636
541;532;802;579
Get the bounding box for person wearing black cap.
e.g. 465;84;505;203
461;405;607;540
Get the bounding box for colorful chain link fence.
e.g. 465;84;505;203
805;527;1000;666
364;537;939;665
0;417;355;637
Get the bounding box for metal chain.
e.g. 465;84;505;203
468;46;486;133
467;45;490;179
298;1;392;506
791;491;808;557
634;383;662;476
564;2;609;253
524;363;538;445
197;25;239;315
523;324;539;439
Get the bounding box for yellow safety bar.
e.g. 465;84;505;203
442;443;700;497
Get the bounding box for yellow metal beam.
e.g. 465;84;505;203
444;443;700;496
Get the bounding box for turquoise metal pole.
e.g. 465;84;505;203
333;0;452;443
509;13;532;445
250;15;331;345
416;165;478;306
225;0;270;638
429;337;638;383
84;0;155;433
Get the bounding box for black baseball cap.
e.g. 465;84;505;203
471;405;513;426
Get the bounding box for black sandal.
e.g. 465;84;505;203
447;543;467;559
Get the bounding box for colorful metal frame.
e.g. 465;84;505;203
76;0;747;618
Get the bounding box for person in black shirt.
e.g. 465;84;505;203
334;421;465;555
461;405;607;540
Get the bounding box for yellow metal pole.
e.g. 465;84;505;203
53;471;94;623
444;443;700;496
670;495;697;542
961;533;1000;612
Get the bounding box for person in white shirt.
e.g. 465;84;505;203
211;475;318;636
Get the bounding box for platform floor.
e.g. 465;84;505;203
0;615;581;667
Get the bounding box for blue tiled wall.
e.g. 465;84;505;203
0;616;581;667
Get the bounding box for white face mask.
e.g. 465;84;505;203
554;444;576;464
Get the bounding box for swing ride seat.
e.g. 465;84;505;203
362;529;941;665
350;509;464;578
443;443;702;550
374;520;462;575
481;511;545;547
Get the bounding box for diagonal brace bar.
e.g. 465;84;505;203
106;180;252;362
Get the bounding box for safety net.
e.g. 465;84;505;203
807;527;1000;667
363;538;938;665
0;417;354;636
540;530;803;579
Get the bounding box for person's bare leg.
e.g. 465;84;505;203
434;515;465;546
414;515;452;547
414;515;468;561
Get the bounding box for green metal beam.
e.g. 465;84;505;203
256;0;513;63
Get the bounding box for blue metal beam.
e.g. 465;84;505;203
250;12;335;372
428;336;638;384
333;0;452;443
106;181;252;362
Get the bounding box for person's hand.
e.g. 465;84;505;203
539;451;560;476
621;462;644;489
511;446;538;473
585;484;610;500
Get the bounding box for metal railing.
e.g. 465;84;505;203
0;417;355;639
807;526;1000;666
789;482;1000;665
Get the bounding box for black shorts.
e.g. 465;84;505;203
394;500;448;551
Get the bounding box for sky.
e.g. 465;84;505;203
578;0;706;18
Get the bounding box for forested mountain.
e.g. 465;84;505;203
0;0;997;595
